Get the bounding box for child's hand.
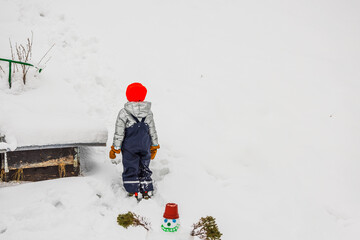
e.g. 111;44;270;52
150;145;160;160
109;146;121;159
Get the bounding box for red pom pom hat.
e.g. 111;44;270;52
126;82;147;102
163;203;179;219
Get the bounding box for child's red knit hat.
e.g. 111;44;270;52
126;83;147;102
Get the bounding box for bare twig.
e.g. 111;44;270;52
15;37;33;84
191;221;207;239
38;43;55;65
0;65;5;74
9;39;18;72
29;31;33;59
44;56;52;65
133;213;151;231
24;34;33;76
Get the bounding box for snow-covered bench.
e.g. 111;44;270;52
0;141;106;182
0;115;108;182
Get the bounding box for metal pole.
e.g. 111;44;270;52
8;62;11;88
0;58;34;67
0;58;43;89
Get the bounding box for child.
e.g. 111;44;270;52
109;82;160;200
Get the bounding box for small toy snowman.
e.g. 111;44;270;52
161;203;180;233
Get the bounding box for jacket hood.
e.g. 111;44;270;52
124;101;152;118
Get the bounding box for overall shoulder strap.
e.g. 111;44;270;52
130;114;140;123
141;116;146;123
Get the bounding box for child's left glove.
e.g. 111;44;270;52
150;145;160;160
109;145;121;159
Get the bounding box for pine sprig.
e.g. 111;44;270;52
117;211;151;231
191;216;223;240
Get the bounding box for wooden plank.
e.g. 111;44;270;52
7;148;75;169
15;142;106;151
8;157;74;170
8;164;80;182
1;147;81;182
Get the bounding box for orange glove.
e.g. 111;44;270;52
109;146;121;159
150;145;160;160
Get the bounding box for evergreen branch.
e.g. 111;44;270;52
191;216;223;240
117;211;151;231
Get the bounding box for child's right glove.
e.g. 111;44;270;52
150;145;160;160
109;145;121;159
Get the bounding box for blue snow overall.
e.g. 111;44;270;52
121;114;153;193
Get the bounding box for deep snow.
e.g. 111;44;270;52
1;0;360;239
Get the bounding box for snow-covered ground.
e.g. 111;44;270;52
1;0;360;239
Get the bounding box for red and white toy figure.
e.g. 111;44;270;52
161;203;180;232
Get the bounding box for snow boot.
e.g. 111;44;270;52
128;192;143;201
142;191;153;200
135;192;143;201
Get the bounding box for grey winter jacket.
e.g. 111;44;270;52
112;101;159;150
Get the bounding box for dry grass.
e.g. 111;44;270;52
15;32;33;84
0;65;5;74
0;169;5;181
6;32;54;88
58;163;66;178
13;168;24;181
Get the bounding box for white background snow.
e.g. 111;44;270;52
1;0;360;239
